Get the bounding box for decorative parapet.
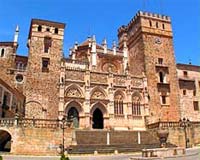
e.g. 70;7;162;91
65;58;88;70
90;72;108;83
0;118;72;129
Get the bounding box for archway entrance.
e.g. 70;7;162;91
92;108;103;129
67;107;79;128
0;130;11;152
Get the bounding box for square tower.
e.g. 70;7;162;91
25;19;65;119
118;11;180;123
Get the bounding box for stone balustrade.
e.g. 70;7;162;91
0;117;72;129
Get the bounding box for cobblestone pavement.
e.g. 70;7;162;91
1;147;200;160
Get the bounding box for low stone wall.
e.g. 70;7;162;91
147;122;200;147
0;118;73;155
11;127;73;155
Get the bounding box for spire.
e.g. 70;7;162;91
14;25;19;43
91;35;96;53
102;38;107;54
91;35;97;67
123;41;128;58
112;41;116;55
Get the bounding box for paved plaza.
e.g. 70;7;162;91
1;147;200;160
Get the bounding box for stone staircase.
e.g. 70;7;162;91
68;130;176;154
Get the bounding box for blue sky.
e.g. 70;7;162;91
0;0;199;65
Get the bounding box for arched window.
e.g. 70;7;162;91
1;48;5;57
114;93;123;115
132;95;141;115
55;28;59;34
38;25;42;32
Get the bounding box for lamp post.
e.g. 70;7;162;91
62;116;65;154
179;118;190;148
60;115;73;155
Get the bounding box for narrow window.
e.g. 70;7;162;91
158;58;163;64
1;48;5;57
161;96;166;104
44;37;52;53
38;25;42;32
193;90;196;96
114;94;123;115
132;96;141;115
183;90;186;95
46;28;50;32
193;101;199;111
162;23;165;30
156;22;159;28
55;28;59;34
183;71;188;77
149;20;152;27
159;72;164;83
42;58;50;72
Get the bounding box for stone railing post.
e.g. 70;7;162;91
14;113;19;126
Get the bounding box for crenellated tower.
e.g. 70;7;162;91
25;19;65;119
118;11;180;123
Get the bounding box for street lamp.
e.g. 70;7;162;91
59;115;73;155
61;116;66;155
179;118;190;148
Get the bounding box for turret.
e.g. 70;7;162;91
14;25;19;43
91;35;97;67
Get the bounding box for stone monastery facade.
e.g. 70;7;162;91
0;11;200;131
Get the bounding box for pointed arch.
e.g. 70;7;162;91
64;100;83;114
132;91;141;115
65;84;84;98
90;101;108;116
64;100;83;128
90;86;107;99
114;90;124;115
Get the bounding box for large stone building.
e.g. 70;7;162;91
0;11;200;154
0;11;199;129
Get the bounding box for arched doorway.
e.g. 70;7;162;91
92;108;103;129
67;107;79;128
0;130;11;152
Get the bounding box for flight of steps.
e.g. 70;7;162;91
68;130;175;154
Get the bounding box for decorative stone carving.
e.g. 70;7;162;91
114;76;126;86
132;96;140;102
91;91;105;99
132;78;143;87
90;73;107;83
102;63;117;73
66;88;82;98
114;94;123;100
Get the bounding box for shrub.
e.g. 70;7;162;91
60;154;70;160
0;155;3;160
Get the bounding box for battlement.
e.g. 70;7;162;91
118;11;171;36
28;18;65;39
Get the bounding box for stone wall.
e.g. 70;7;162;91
25;20;65;119
148;122;200;147
118;11;181;123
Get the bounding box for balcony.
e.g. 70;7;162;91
157;82;170;92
